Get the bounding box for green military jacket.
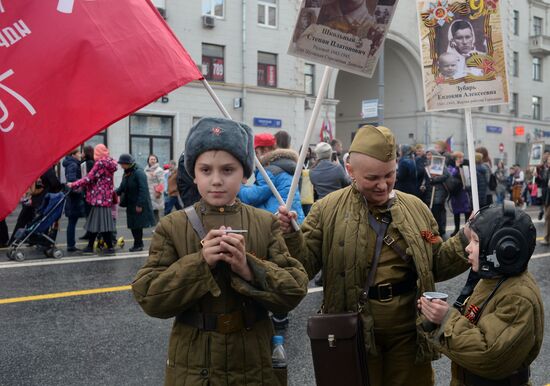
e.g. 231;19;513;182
429;272;544;385
132;200;309;386
284;186;470;363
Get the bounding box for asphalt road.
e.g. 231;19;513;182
1;207;549;386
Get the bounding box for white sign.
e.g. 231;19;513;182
361;99;378;119
288;0;399;78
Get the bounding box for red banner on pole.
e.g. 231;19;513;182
0;0;202;219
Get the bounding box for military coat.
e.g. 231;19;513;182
428;273;544;385
132;200;308;386
284;186;470;363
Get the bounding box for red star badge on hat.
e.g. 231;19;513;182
211;127;223;136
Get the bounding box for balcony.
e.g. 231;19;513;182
529;34;550;56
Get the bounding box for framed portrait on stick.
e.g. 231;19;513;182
429;155;446;176
416;0;510;111
529;142;544;166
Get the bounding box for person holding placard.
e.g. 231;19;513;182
278;125;470;385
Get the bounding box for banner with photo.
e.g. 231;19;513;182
288;0;399;78
417;0;509;111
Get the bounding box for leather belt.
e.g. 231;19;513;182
456;365;529;386
176;308;268;334
368;275;417;302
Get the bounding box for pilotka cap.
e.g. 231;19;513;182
349;125;396;162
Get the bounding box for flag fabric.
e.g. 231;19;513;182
319;117;333;143
445;135;454;153
0;0;202;219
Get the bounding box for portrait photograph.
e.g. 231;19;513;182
429;155;445;176
288;0;399;78
416;0;509;111
529;142;544;166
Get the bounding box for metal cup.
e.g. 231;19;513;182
422;291;448;301
421;292;448;331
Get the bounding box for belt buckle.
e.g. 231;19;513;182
383;235;395;246
377;283;393;302
217;312;242;334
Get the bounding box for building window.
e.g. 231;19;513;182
258;0;277;28
512;51;519;77
130;114;174;168
532;96;542;120
202;0;224;18
533;16;543;36
202;43;225;82
489;105;500;113
511;93;518;117
257;51;277;87
533;57;542;81
85;130;107;148
513;10;519;36
304;63;315;95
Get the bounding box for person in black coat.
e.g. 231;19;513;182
395;144;418;195
116;154;155;252
62;149;86;252
176;153;200;207
0;218;8;247
79;145;96;240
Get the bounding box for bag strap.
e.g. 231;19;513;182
472;277;507;325
184;205;206;240
359;212;390;306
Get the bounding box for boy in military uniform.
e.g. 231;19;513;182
132;117;309;386
419;202;544;385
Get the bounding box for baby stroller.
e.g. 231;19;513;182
7;191;68;262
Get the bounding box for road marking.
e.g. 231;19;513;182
0;285;131;305
0;237;152;251
0;283;324;305
0;251;148;269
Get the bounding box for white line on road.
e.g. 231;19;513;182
1;250;549;271
0;252;148;269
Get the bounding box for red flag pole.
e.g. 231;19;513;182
200;79;299;231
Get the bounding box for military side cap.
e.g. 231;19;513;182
349;125;396;161
184;117;255;179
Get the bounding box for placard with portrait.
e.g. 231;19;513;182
416;0;509;111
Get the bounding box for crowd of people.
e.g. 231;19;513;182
0;120;545;386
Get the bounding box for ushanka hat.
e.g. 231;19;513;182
184;117;255;179
349;125;396;162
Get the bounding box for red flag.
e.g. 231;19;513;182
0;0;202;219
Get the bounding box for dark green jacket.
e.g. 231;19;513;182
132;200;308;385
116;164;155;229
284;186;470;363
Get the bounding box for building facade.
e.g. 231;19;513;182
88;0;550;176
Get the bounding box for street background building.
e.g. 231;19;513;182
82;0;550;183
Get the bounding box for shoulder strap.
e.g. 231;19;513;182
359;212;390;306
472;277;507;325
184;205;206;240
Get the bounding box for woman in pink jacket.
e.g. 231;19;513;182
68;144;117;254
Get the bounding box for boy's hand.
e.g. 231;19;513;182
201;227;252;281
219;227;252;281
417;297;449;325
277;205;298;234
201;228;227;268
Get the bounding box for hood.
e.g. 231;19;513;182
261;148;299;175
62;156;80;168
96;157;118;173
